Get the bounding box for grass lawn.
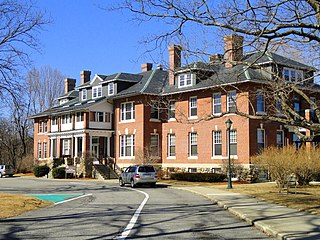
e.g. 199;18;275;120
163;180;320;216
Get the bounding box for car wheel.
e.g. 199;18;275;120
0;173;2;178
150;182;156;188
130;179;135;188
119;178;125;187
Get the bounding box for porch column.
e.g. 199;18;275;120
75;137;78;157
50;138;53;158
107;136;110;157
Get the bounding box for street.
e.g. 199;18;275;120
0;177;271;239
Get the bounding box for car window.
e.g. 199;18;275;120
129;167;136;173
138;166;155;173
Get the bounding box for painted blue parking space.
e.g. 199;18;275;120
27;193;85;203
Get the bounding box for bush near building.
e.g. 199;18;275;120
170;172;226;182
252;146;320;191
52;167;66;179
33;165;50;177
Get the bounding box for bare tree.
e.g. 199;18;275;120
112;0;320;141
0;0;47;98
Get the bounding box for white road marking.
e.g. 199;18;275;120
116;189;149;240
54;193;93;205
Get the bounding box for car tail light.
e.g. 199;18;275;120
135;174;140;179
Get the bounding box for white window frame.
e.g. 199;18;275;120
213;93;222;115
168;100;176;120
93;86;102;98
230;129;237;155
189;132;198;157
120;101;135;122
82;89;87;101
43;142;47;158
257;129;265;153
276;130;284;148
38;120;43;133
283;68;304;83
256;90;266;113
189;96;197;118
120;135;135;157
178;73;193;88
168;134;176;157
108;83;114;96
213;131;222;156
227;91;236;113
37;143;42;159
63;139;71;155
51;116;58;125
150;134;159;157
76;112;84;122
43;120;48;132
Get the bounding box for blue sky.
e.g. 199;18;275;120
32;0;169;83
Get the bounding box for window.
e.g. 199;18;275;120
150;134;159;157
168;134;176;157
76;112;84;122
227;91;236;113
168;100;176;119
257;129;265;153
213;93;221;114
37;143;42;158
276;130;284;148
120;102;135;121
213;131;222;156
189;132;198;157
62;114;71;124
257;91;265;113
178;73;193;88
120;135;135;157
51;116;58;125
92;112;104;122
230;130;237;155
283;68;303;83
82;89;87;100
93;86;102;98
276;100;282;114
189;96;197;117
38;120;43;133
294;96;301;116
63;139;71;155
310;97;316;121
43;142;47;158
44;120;48;132
105;112;111;123
108;83;114;96
150;106;159;119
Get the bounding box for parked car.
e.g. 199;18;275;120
0;165;14;178
119;165;157;187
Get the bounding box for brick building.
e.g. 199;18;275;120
31;34;317;176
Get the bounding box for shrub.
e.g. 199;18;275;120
52;167;66;179
33;165;50;177
170;172;226;182
53;158;64;168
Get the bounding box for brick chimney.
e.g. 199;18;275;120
80;70;91;85
141;63;153;72
168;45;182;85
64;78;76;94
224;34;244;68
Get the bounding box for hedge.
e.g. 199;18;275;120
52;167;66;179
33;165;50;177
170;172;226;182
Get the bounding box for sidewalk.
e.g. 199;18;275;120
172;186;320;240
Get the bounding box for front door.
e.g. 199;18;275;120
92;137;99;158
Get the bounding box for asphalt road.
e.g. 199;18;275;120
0;177;271;239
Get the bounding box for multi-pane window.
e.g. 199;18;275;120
120;102;135;121
276;130;284;148
96;112;104;122
150;134;159;157
82;89;87;100
43;142;47;158
168;134;176;157
230;130;237;155
62;114;71;124
38;120;43;133
283;68;303;83
189;96;197;117
120;135;135;157
227;91;236;113
63;139;71;155
105;112;111;123
37;143;42;158
189;132;198;157
257;129;265;153
76;112;84;122
178;73;193;88
43;120;48;132
51;116;58;125
294;96;301;117
168;100;176;119
93;86;102;98
257;91;265;112
213;93;221;114
150;106;159;119
108;83;114;96
213;131;222;156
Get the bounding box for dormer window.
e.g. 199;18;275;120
283;68;303;83
93;86;102;98
178;73;194;88
108;83;114;96
82;89;87;101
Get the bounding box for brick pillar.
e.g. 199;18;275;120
168;45;181;85
224;34;244;68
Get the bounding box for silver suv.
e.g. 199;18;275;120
119;165;157;187
0;165;14;178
